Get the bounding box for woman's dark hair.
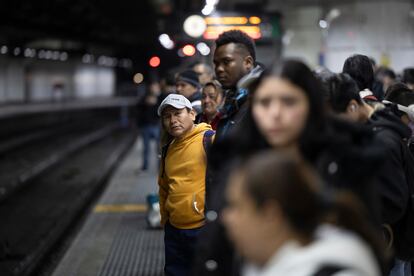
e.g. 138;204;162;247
402;68;414;85
385;83;414;106
342;54;374;91
228;59;328;161
235;151;388;274
322;73;363;113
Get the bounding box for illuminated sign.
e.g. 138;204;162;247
203;15;262;40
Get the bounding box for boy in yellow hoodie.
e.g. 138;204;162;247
157;94;214;276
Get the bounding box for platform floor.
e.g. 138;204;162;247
51;137;164;276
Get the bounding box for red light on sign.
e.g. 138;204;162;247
149;56;160;67
182;45;196;56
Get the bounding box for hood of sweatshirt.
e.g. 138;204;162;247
237;64;264;90
368;106;411;140
175;122;212;143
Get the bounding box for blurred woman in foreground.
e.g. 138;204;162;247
222;151;386;276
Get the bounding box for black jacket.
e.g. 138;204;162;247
368;107;414;260
215;65;264;141
136;94;159;127
193;117;386;275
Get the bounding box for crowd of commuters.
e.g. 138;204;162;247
135;29;414;276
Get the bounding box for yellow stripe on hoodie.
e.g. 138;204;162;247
158;123;213;229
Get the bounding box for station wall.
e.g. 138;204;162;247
279;0;414;72
0;56;115;103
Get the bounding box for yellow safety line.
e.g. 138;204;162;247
94;204;147;213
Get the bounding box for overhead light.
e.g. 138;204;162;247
0;46;8;54
184;15;207;38
202;5;215;16
98;56;107;65
133;73;144;84
38;50;46;59
119;58;132;68
282;30;295;45
52;51;60;60
159;34;175;49
202;0;219;16
45;50;53;60
149;56;161;67
206;0;219;5
13;47;21;56
319;20;328;29
177;49;185;57
24;48;34;57
60;52;68;61
249;16;261;25
82;54;94;63
196;42;210;56
182;44;196;56
327;8;341;21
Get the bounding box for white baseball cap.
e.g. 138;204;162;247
157;94;193;116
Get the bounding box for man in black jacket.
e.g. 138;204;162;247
213;30;263;140
192;30;263;276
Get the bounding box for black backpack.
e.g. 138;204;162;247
392;139;414;261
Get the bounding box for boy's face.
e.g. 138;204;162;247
162;106;195;138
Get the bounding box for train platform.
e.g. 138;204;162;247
51;137;164;276
0;97;137;119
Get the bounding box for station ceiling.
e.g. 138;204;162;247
0;0;204;55
0;0;368;52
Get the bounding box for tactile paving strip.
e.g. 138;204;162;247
98;213;164;276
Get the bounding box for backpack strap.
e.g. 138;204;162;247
160;141;172;177
203;130;215;153
400;139;414;210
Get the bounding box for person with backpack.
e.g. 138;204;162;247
320;74;414;275
157;94;214;276
375;84;414;276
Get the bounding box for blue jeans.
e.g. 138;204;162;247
389;259;412;276
140;124;159;170
164;222;202;276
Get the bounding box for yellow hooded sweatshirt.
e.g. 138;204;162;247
158;123;213;229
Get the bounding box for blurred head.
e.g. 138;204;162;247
402;68;414;90
343;54;374;91
250;60;326;149
222;151;321;266
176;70;200;99
385;83;414;125
377;68;396;93
323;73;372;122
158;94;195;138
161;72;176;95
201;80;224;118
214;30;255;89
193;63;214;86
222;151;388;272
